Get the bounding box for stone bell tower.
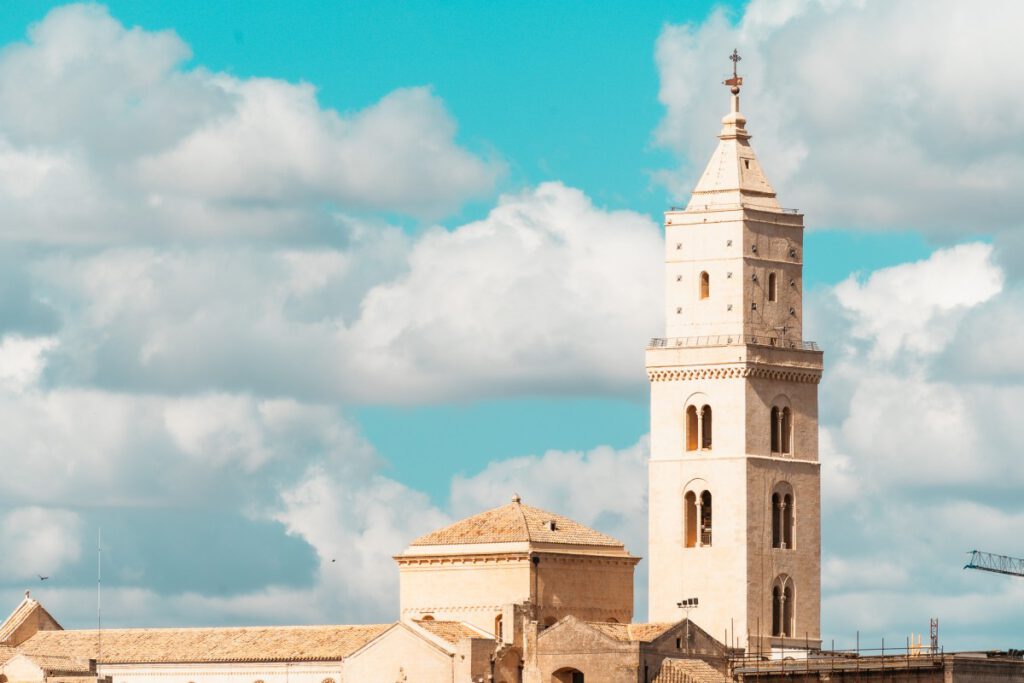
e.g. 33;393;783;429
646;52;824;654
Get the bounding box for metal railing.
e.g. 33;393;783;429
731;641;948;679
649;335;820;351
667;203;801;215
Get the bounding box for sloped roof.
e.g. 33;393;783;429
587;622;676;643
411;620;482;645
0;594;61;645
410;498;623;548
14;653;94;674
17;624;390;664
0;644;17;665
654;658;729;683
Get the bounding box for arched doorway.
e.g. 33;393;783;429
553;669;584;683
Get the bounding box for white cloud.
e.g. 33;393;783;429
31;182;661;403
813;243;1024;647
0;507;82;580
0;4;500;243
654;0;1024;236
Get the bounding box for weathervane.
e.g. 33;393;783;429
725;48;743;94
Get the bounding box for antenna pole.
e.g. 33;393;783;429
97;527;102;663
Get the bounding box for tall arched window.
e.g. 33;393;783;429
783;493;794;549
685;406;698;451
781;407;792;454
700;491;712;546
700;405;712;450
768;272;778;302
771;585;781;636
771;492;781;547
699;271;710;299
770;407;780;453
684;491;697;548
771;403;793;455
783;583;794;637
772;576;794;637
771;483;794;549
495;614;503;640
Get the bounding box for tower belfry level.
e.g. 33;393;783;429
646;52;824;654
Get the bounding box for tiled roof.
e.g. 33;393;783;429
0;644;17;665
410;498;623;548
654;658;728;683
411;620;481;645
19;653;94;673
18;624;390;664
587;622;676;643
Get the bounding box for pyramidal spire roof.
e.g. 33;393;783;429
409;495;625;548
685;52;781;213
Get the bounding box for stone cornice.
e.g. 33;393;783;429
647;365;821;384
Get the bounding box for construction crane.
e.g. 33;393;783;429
964;550;1024;578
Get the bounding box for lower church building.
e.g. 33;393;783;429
0;497;731;683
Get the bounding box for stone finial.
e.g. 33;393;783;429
511;493;521;504
25;590;30;599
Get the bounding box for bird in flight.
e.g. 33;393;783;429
37;575;49;581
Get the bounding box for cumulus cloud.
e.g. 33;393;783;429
0;4;500;243
0;507;82;580
811;243;1024;647
30;183;661;402
654;0;1024;237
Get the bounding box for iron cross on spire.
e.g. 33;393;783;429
725;48;743;94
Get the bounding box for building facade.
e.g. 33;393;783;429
646;78;824;654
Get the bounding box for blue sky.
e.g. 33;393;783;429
0;0;1021;652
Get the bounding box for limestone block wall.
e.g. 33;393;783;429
343;626;452;683
745;458;821;646
664;212;745;339
744;376;819;461
528;622;639;683
742;215;805;341
398;555;531;633
534;554;635;624
92;661;343;683
648;455;749;636
649;373;749;461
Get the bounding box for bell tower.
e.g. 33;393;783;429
646;52;824;654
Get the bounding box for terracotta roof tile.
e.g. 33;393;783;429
411;621;481;645
18;624;390;664
0;645;17;665
411;500;623;548
654;658;728;683
587;622;676;642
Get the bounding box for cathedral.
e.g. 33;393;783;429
3;62;1014;683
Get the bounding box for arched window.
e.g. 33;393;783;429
495;614;503;640
783;493;794;549
771;484;794;549
685;406;698;451
700;490;712;547
700;405;712;450
684;491;697;548
768;272;778;302
770;407;780;453
781;407;792;454
771;492;781;547
420;614;435;621
771;585;781;636
783;583;794;637
699;271;710;299
771;403;793;455
772;576;794;637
